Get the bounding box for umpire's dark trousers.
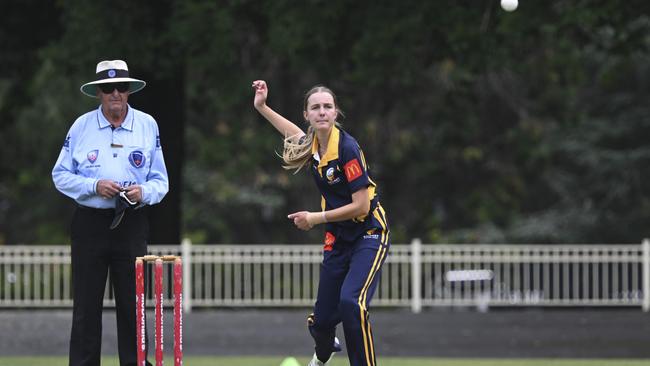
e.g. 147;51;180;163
69;205;149;366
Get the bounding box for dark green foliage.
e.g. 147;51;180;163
1;0;649;244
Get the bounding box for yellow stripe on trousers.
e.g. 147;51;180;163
365;204;389;363
357;205;389;366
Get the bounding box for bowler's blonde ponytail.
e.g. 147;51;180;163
281;126;315;173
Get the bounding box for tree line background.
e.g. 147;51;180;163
1;0;649;245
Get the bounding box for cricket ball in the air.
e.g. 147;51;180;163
501;0;518;12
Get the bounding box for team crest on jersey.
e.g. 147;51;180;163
325;167;340;184
87;150;99;163
129;150;146;168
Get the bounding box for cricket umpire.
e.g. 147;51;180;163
52;59;168;366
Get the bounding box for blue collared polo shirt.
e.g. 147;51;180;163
52;104;169;209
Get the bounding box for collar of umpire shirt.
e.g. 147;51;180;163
96;104;134;131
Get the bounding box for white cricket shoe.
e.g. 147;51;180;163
307;337;340;366
307;353;330;366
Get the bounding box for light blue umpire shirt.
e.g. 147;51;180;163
52;104;169;209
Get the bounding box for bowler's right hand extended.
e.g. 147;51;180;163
252;80;268;109
96;179;121;199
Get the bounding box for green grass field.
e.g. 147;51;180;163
0;357;648;366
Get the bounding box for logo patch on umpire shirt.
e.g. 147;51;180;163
87;150;98;163
129;150;146;168
344;159;363;181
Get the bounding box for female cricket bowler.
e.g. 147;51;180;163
252;80;390;366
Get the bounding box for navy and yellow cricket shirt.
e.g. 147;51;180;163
309;126;389;246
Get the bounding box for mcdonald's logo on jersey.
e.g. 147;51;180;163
344;159;363;182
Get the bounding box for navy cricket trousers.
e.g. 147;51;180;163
309;231;390;366
69;206;150;366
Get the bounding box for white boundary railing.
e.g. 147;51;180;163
1;239;649;312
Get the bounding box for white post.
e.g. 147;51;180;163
181;238;192;313
411;238;422;313
641;238;650;312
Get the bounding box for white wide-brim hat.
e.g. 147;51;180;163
80;60;146;98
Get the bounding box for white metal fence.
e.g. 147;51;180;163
1;239;649;312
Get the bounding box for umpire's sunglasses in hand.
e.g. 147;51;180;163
119;190;137;205
110;190;141;229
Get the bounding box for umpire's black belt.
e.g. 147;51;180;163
76;202;136;229
76;204;114;217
